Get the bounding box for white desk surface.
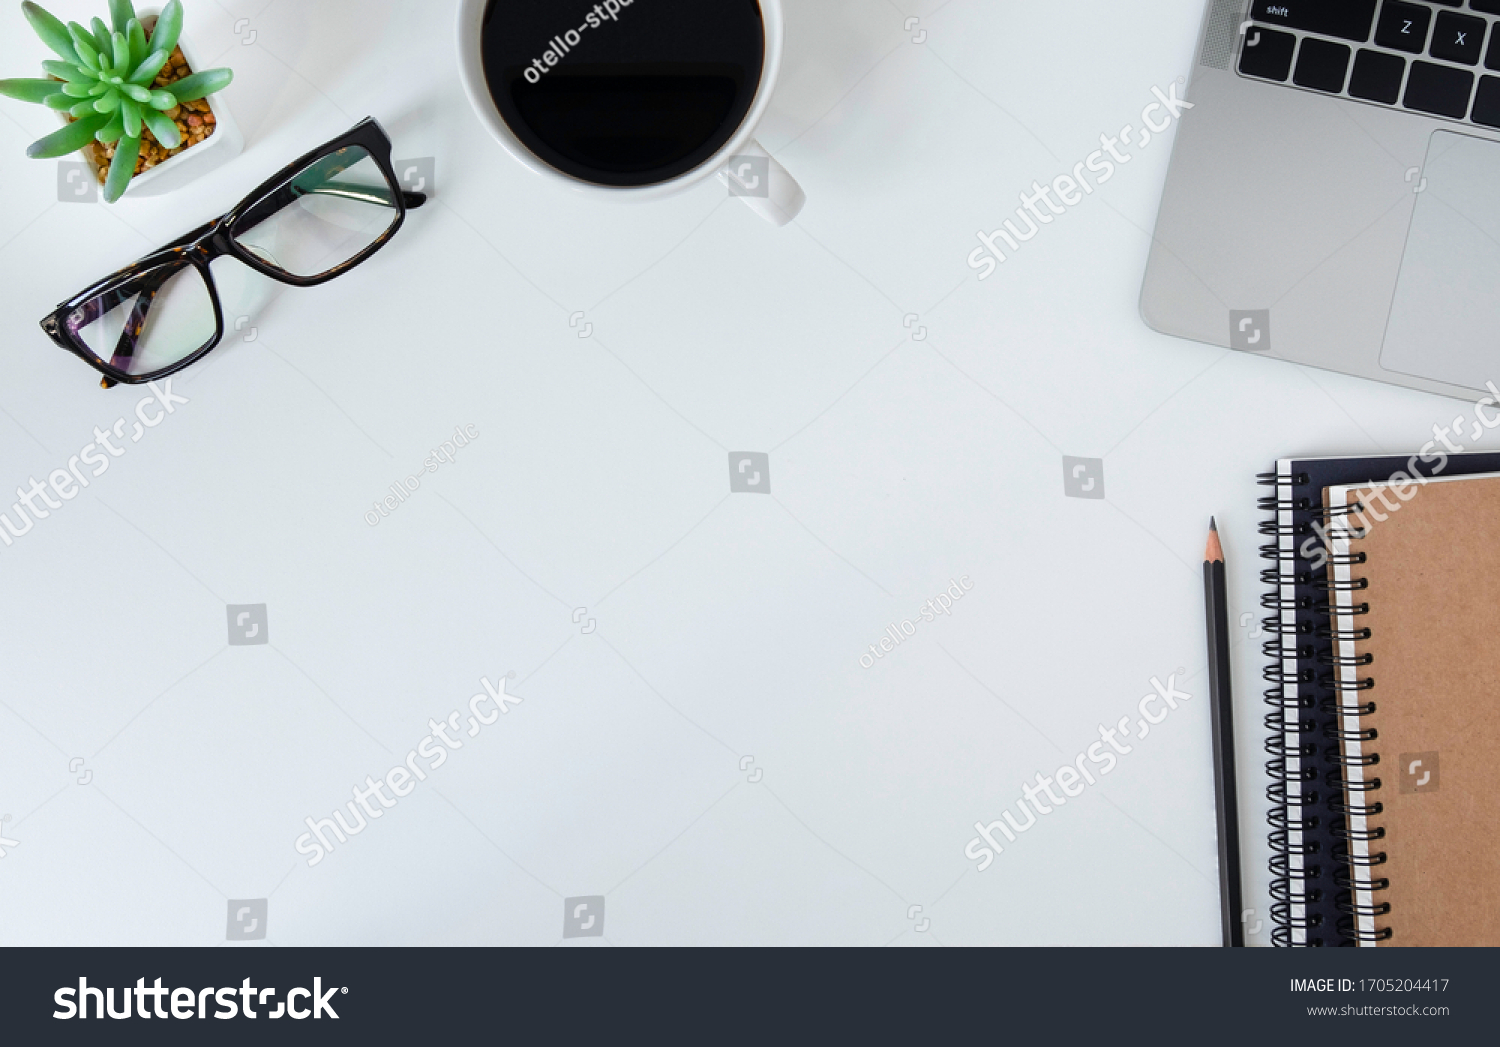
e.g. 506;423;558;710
1;0;1478;946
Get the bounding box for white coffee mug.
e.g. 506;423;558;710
456;0;804;226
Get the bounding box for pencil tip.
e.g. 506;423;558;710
1210;516;1218;532
1205;518;1224;562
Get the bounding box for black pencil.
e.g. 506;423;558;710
1204;518;1244;947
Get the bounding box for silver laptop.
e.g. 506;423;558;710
1143;0;1500;401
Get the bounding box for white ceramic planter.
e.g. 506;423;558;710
61;8;242;198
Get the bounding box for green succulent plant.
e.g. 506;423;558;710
0;0;232;202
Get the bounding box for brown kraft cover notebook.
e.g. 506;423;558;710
1324;472;1500;947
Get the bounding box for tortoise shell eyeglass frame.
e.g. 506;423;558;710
38;117;426;389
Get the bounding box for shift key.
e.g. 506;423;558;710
1252;1;1377;43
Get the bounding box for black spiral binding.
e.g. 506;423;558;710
1257;472;1391;945
1318;496;1392;944
1257;471;1321;945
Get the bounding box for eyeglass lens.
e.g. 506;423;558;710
231;146;403;279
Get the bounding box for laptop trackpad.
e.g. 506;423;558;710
1380;130;1500;393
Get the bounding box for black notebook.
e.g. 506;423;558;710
1258;450;1500;946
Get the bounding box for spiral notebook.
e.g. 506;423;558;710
1259;451;1500;947
1324;474;1500;947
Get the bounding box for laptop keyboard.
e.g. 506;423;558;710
1240;0;1500;128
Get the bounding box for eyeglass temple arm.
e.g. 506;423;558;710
57;267;170;364
107;266;177;372
304;183;426;208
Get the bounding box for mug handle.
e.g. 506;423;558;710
717;139;805;226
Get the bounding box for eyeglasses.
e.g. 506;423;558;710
39;117;425;389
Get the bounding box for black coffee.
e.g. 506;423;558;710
481;0;765;187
